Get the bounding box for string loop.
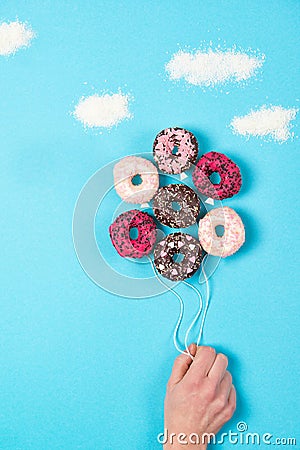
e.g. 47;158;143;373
148;255;211;360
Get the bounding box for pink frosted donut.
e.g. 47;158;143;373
193;151;242;200
114;156;159;204
109;210;157;258
198;207;245;257
153;127;198;174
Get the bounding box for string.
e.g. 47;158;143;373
179;255;211;351
147;256;193;359
147;255;210;358
182;280;203;357
196;255;210;346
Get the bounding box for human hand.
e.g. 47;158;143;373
163;345;236;449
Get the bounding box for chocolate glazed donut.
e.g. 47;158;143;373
154;232;203;281
152;184;200;228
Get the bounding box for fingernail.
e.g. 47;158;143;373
189;343;196;353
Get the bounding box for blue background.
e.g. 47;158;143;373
1;1;299;449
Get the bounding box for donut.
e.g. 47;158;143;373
109;209;157;258
152;184;200;228
192;151;242;200
114;156;159;204
154;232;203;281
198;207;245;257
153;127;198;174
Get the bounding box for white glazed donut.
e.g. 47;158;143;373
198;206;245;257
114;156;159;204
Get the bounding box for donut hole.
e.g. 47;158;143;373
171;201;181;211
210;172;221;185
173;252;185;263
129;227;139;240
172;146;179;155
215;225;225;237
131;174;143;186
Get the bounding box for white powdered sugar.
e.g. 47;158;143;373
231;106;298;142
166;48;264;87
73;92;132;128
0;21;35;56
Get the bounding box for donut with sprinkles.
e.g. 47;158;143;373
198;206;245;257
114;156;159;204
154;232;203;281
192;151;242;200
109;209;157;258
153;127;198;174
152;184;200;228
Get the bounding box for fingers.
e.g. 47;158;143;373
219;371;233;401
208;353;228;382
228;384;236;406
167;343;197;388
226;385;236;418
188;346;217;378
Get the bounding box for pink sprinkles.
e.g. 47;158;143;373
153;127;198;174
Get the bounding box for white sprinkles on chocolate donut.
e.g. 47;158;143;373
153;183;200;228
154;233;203;281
